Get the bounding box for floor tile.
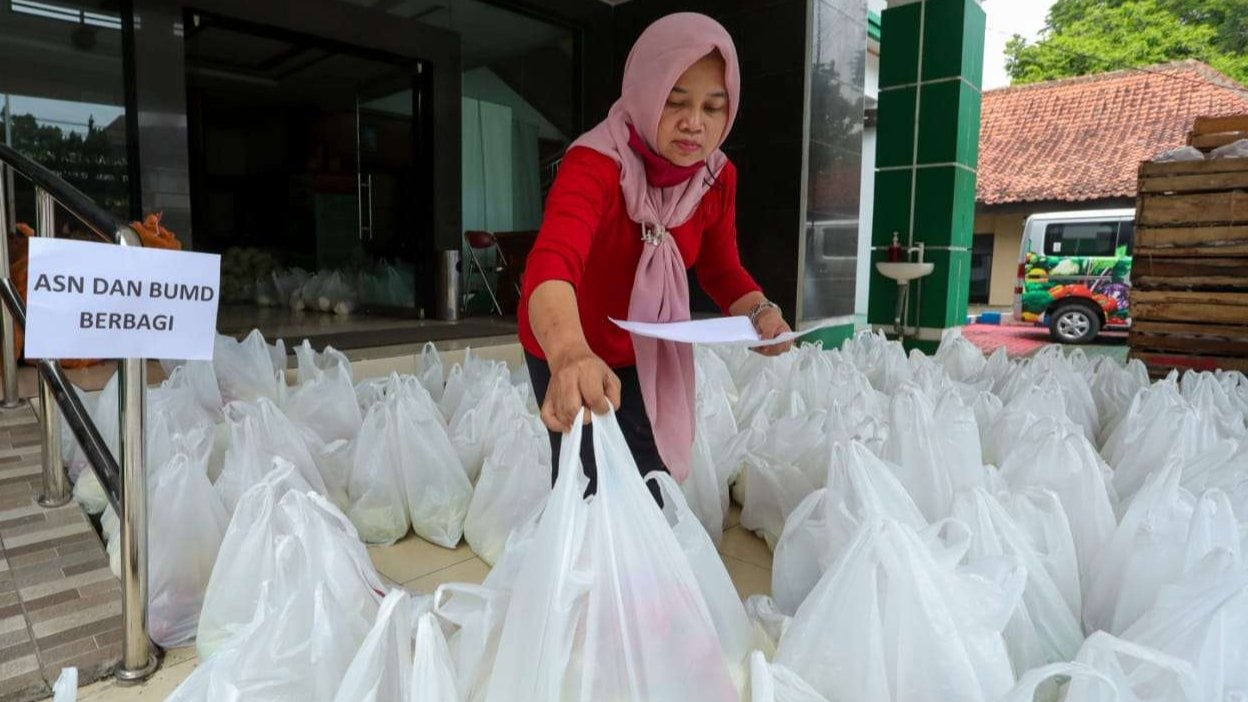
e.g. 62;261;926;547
76;654;198;701
722;554;772;600
367;533;477;585
160;646;197;668
405;557;491;593
717;525;773;570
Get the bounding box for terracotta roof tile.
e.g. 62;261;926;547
977;60;1248;205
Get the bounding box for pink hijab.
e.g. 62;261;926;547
572;13;741;483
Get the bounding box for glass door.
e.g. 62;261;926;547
185;12;429;330
355;84;421;311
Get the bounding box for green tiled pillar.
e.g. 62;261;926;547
868;0;985;353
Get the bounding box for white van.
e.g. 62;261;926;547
1013;209;1134;344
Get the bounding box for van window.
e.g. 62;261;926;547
1117;220;1134;255
1043;222;1118;257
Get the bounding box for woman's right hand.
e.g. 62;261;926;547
542;346;622;433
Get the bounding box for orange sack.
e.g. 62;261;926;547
6;213;183;371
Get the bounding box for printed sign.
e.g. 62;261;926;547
25;238;221;361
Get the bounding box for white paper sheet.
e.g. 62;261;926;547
611;316;829;348
25;238;221;361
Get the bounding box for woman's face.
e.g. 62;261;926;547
656;52;729;167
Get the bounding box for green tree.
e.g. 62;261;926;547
1005;0;1248;85
0;113;129;217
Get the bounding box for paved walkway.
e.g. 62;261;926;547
0;404;121;702
962;323;1129;362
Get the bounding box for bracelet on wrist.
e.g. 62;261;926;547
748;300;781;328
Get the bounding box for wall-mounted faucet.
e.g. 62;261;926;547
908;242;925;263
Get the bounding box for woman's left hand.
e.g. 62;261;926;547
753;308;793;357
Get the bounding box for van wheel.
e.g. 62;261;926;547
1048;304;1101;344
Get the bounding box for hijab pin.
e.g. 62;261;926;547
641;222;668;246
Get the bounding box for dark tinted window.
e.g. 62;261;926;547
1117;220;1134;254
1044;222;1118;257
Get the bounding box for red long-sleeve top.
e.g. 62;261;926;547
519;146;761;368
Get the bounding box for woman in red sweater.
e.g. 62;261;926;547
519;12;791;497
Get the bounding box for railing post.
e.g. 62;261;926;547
35;374;68;507
115;225;156;684
0;163;19;408
33;189;70;507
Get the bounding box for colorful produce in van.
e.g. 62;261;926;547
1019;253;1132;325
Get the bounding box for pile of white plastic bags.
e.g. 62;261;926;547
54;323;1248;701
63;332;549;655
698;330;1248;702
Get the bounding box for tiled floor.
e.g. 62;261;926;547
962;322;1129;361
0;404;122;702
74;505;772;701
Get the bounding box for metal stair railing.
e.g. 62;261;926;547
0;142;158;684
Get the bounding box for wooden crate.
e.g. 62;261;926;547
1130;152;1248;375
1188;114;1248;152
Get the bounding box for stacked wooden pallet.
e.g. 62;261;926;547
1129;150;1248;375
1188;115;1248;153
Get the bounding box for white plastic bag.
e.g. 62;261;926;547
1153;145;1205;162
333;589;412;702
281;342;362;443
148;452;230;648
171;543;376;702
433;583;509;700
272;268;310;307
882;385;988;522
410;611;460;701
998;662;1115;702
1005;488;1083;618
744;595;791;659
740;397;829;547
417;342;445;403
774;518;1022;702
1211;137;1248;159
998;415;1117;591
197;466;381;660
396;389;472;548
652;472;754;690
482;411;738;702
749;651;828;702
51;668;76;702
1092;359;1151;445
213;331;282;404
216;398;329;512
1120;549;1248;701
933;331;986;384
771;441;927;615
449;376;530;481
1181;439;1248;528
1084;460;1196;635
316;271;357;314
291;270;329;311
1102;381;1220;501
464;419;551;565
1065;632;1203;702
348;401;414;545
739;454;818;551
951;488;1084;672
683;427;728;544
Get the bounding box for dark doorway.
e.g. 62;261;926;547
969;233;994;304
184;10;433;330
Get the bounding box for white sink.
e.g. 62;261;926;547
876;261;934;282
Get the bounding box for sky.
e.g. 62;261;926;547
2;95;125;136
981;0;1057;89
